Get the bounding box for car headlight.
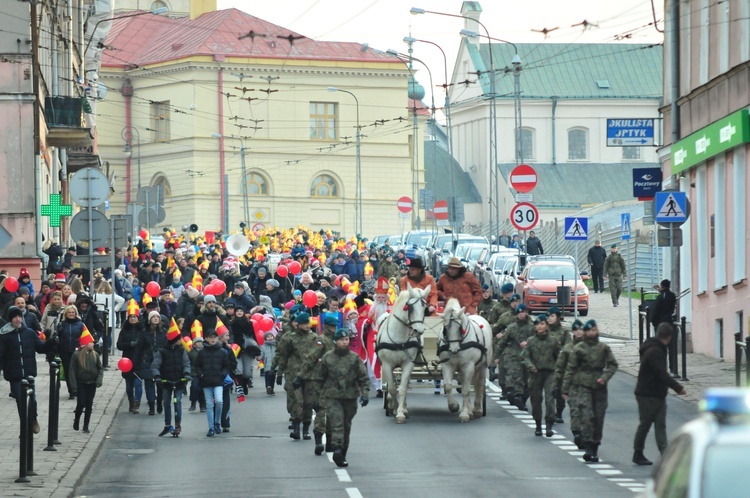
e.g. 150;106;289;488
577;288;587;295
529;289;543;296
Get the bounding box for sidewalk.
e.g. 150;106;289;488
586;290;736;406
0;353;125;498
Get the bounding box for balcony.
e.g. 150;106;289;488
44;96;92;148
66;146;101;174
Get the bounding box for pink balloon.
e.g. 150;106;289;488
213;280;226;295
259;316;275;332
146;281;161;298
276;265;289;278
4;276;19;293
289;261;301;275
302;289;317;308
118;357;133;373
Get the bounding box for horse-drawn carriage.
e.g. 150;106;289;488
375;286;492;423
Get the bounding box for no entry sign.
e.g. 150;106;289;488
509;164;538;193
397;196;413;213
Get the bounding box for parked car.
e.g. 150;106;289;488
459;243;490;273
402;230;434;260
433;234;490;276
481;249;525;298
515;255;589;316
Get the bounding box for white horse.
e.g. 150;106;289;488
375;284;430;424
438;298;493;422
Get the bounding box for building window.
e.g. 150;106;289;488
622;147;641;160
696;165;707;293
243;172;268;196
733;147;747;282
568;128;588;160
151;101;170;142
151;1;169;12
310;174;338;198
714;156;726;288
309;102;337;141
521;128;534;161
151;175;170;199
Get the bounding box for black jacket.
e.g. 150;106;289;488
194;342;230;387
650;289;676;328
635;337;683;399
526;236;544;255
152;342;190;382
0;322;48;382
57;317;85;354
587;245;607;269
134;325;167;379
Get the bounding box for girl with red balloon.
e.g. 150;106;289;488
116;300;146;413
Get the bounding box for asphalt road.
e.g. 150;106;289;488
76;367;697;498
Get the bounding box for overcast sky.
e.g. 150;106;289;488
218;0;665;103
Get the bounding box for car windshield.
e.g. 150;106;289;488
467;246;485;260
388;235;402;245
406;232;429;245
703;444;750;496
493;257;512;270
435;235;453;249
418;236;431;247
528;265;578;281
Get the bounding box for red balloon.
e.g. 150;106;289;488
251;313;264;323
250;319;259;329
302;289;317;308
203;283;216;296
4;276;19;293
118;357;133;373
146;281;161;298
139;229;148;240
289;261;301;275
212;280;227;295
276;265;289;278
254;327;265;346
259;316;274;332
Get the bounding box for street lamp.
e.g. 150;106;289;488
121;125;141;191
412;6;500;244
212;133;250;230
327;87;361;237
460;29;524;164
84;6;168;55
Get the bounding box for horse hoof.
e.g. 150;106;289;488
473;410;483;419
448;402;459;413
395;415;406;424
459;415;470;423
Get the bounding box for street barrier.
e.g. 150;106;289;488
44;359;61;451
735;333;750;387
16;377;37;482
674;317;689;382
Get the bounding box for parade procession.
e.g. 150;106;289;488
3;0;750;496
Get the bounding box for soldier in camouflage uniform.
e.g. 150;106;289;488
522;315;562;437
272;311;313;440
604;244;627;306
546;307;570;423
477;285;495;321
488;283;515;326
297;314;337;455
562;319;618;463
494;303;534;410
554;319;584;448
491;294;521;397
320;328;370;468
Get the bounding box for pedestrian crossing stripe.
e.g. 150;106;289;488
564;217;588;240
656;193;686;218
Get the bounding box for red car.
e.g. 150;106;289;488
515;256;589;316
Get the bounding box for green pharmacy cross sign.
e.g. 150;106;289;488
41;194;73;227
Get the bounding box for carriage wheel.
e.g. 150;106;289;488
382;382;391;416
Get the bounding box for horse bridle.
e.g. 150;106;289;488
390;295;427;332
442;315;468;345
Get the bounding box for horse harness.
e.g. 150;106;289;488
374;294;426;363
437;316;487;366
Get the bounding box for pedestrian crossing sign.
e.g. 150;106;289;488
655;191;688;223
621;213;631;240
564;217;588;241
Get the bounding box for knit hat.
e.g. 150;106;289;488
148;310;161;322
185;285;200;299
295;312;310;324
192;336;204;343
203;295;217;304
324;314;339;326
19;268;30;278
293;289;302;297
501;283;514;294
571;319;584;331
583;319;598;331
267;279;280;288
334;328;350;340
7;306;23;321
55;273;66;282
515;304;527;314
285;300;296;310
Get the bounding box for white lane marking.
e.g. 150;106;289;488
513;414;534;419
559;445;579;450
551;440;571;445
346;487;364;497
486;382;502;393
589;464;613;469
548;434;565;439
597;470;623;476
335;469;352;482
610;478;636;482
568;451;585;456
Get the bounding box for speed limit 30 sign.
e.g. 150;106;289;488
510;202;539;231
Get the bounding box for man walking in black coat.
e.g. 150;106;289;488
650;279;677;373
632;323;686;466
526;231;543;256
587;240;607;293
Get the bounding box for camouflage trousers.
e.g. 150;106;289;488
326;397;358;451
567;384;583;433
529;369;556;423
504;356;528;398
303;380;329;433
286;379;312;423
609;275;623;304
575;385;608;444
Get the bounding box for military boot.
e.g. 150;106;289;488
333;448;348;468
325;432;333;452
632;451;653;466
583;443;594;462
505;389;515;405
302;421;312;440
313;431;324;455
290;422;301;440
534;420;542;436
499;385;507;401
589;443;600;463
545;421;554;437
515;397;527;411
573;432;584;449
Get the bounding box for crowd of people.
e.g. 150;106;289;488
0;225;685;468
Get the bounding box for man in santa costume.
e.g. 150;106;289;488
365;278;391;397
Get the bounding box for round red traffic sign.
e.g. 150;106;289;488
509;202;539;231
433;200;449;220
397;196;413;213
509;164;538;193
